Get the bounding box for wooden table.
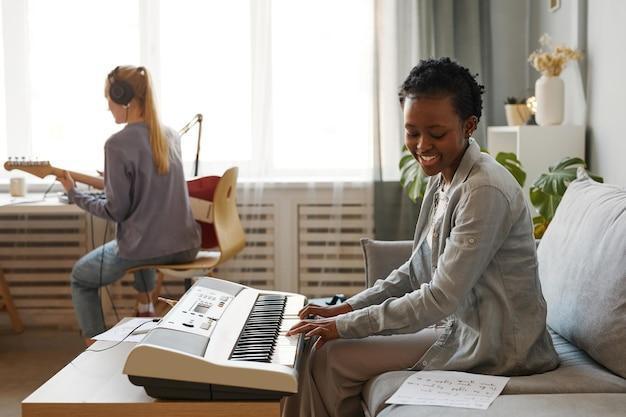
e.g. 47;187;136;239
22;330;281;417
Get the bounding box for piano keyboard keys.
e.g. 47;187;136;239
230;294;302;365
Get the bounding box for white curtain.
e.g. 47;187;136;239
372;0;491;240
374;0;491;183
0;0;376;184
0;1;6;163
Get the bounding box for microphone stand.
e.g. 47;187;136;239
178;113;203;177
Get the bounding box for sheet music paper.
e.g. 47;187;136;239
92;318;158;343
386;371;510;410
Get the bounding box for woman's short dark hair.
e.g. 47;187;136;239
399;57;485;123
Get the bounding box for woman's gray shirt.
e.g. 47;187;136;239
336;139;559;376
68;123;201;260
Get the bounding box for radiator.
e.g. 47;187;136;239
298;203;372;297
0;210;87;327
0;183;373;328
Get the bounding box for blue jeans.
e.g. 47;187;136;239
71;240;199;338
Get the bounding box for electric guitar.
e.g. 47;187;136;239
3;159;220;248
4;160;105;190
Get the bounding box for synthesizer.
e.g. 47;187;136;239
123;277;307;400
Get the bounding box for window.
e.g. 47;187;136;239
0;2;6;164
271;0;374;178
28;0;139;173
159;0;253;165
1;0;374;182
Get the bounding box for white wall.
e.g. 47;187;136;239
529;0;588;128
525;0;624;184
488;0;530;125
529;0;587;81
586;1;626;185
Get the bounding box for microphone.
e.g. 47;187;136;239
178;114;203;177
179;113;203;136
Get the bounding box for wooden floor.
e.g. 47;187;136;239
0;318;84;417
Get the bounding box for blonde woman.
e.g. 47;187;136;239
58;66;201;345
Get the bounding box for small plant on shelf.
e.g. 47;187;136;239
504;97;532;126
505;96;527;105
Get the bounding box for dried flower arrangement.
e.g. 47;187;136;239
528;34;583;76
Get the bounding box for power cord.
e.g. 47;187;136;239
42;180;56;199
86;318;161;353
97;220;121;328
1;180;57;206
97;220;108;329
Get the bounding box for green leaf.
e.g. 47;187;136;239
531;157;586;196
532;215;549;239
530;186;561;220
589;173;604;183
495;152;526;187
529;156;601;225
399;145;428;203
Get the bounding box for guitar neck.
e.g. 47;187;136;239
49;167;104;190
3;160;105;190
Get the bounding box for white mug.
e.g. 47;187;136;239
10;177;27;197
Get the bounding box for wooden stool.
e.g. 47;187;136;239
128;167;246;314
0;267;24;333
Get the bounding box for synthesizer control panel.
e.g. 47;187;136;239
157;285;233;338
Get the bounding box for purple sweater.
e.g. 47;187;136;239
69;123;201;260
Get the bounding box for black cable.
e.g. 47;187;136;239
97;221;110;328
138;268;150;314
1;180;57;206
104;287;120;322
86;197;147;320
90;212;96;251
161;274;176;300
76;318;160;355
102;220;120;323
42;180;56;199
88;213;120;323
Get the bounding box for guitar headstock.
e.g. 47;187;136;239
4;159;54;179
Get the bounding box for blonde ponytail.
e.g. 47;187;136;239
109;65;170;174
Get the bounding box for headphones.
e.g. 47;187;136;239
108;66;135;107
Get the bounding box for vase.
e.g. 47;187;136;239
535;75;564;126
504;104;532;126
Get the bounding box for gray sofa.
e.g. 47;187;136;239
359;172;626;416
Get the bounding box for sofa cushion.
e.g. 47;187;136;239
537;170;626;378
374;394;626;417
362;330;626;417
360;238;413;287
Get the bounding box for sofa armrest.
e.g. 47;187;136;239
360;238;413;288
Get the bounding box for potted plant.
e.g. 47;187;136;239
399;147;525;203
530;157;602;238
504;97;532;126
528;34;583;126
400;150;602;240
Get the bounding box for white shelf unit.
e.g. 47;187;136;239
486;125;586;198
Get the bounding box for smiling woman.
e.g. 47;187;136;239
282;58;559;417
399;58;482;183
402;95;475;181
